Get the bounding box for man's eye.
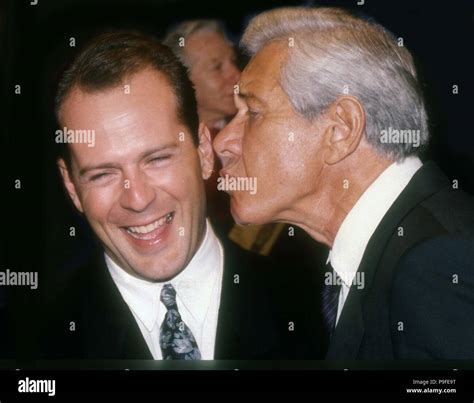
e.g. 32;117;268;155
90;173;109;182
149;155;171;164
212;63;222;71
247;110;259;118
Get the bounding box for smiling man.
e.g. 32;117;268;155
43;31;291;360
214;7;474;359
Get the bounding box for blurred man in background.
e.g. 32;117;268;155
164;20;288;255
164;20;240;237
164;20;240;134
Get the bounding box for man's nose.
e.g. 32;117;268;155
213;117;242;167
227;62;241;85
119;170;156;212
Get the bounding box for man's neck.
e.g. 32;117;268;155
288;152;392;248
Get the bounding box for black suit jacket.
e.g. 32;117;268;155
41;239;294;360
327;161;474;359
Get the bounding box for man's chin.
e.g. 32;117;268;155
128;261;184;282
230;200;272;226
117;246;186;282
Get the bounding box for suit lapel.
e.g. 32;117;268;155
214;252;244;359
82;241;282;360
326;290;364;359
214;241;281;359
81;253;152;359
327;161;450;359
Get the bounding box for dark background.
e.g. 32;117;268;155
1;0;473;357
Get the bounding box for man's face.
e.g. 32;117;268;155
185;30;240;123
213;41;327;225
58;68;213;281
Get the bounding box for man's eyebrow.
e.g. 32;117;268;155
138;143;179;160
79;162;120;177
207;50;235;64
78;143;178;177
238;89;264;104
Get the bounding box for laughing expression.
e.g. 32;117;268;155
58;68;212;281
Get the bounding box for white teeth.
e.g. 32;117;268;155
126;213;173;235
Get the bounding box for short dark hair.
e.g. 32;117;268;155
55;31;199;163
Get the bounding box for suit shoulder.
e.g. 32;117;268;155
420;186;474;236
391;236;474;358
40;258;103;339
49;260;98;304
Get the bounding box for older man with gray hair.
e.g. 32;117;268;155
214;7;474;359
164;20;240;133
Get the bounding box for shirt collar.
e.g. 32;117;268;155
105;220;223;331
328;156;423;287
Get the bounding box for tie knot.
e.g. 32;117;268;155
160;284;178;309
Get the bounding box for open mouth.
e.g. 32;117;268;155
125;212;174;239
121;211;175;247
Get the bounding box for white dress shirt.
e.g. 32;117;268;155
105;220;224;359
327;156;423;325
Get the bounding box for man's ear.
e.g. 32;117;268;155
57;158;84;213
197;123;215;180
322;96;366;165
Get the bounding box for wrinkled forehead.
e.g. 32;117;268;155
185;30;234;64
239;40;289;101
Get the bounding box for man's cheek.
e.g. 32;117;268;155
243;136;262;159
158;167;199;200
81;189;112;221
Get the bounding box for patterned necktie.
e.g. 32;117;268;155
159;284;201;360
321;264;342;340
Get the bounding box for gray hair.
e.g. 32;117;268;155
241;7;429;161
163;20;229;68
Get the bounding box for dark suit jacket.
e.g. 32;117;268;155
40;238;299;360
327;161;474;359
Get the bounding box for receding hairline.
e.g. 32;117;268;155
237;40;289;103
56;65;178;123
238;6;428;161
163;19;232;67
165;19;228;43
240;6;364;55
